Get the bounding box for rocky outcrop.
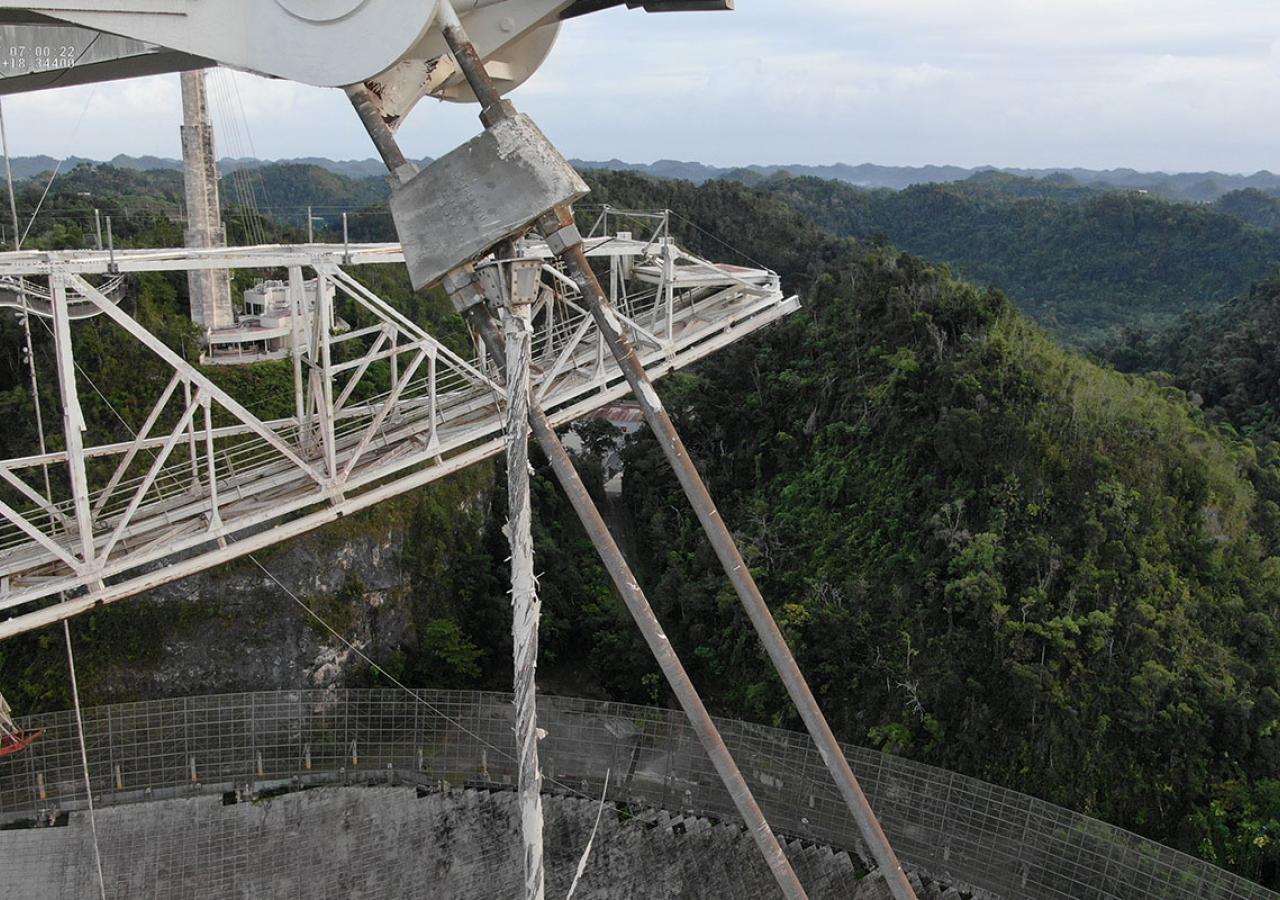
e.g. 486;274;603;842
96;516;412;702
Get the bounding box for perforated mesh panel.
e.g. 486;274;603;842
0;691;1272;900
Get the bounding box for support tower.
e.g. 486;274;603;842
180;69;233;333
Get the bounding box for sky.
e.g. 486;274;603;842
2;0;1280;174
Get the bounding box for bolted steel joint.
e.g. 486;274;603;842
508;259;543;309
475;264;508;309
442;267;486;313
480;100;518;130
543;223;584;256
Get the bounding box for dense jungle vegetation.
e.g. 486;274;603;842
1;165;1279;886
750;172;1280;346
586;173;1280;887
1104;277;1280;445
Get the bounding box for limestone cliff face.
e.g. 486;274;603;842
96;521;413;702
70;459;506;705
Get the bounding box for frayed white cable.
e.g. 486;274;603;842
565;769;611;900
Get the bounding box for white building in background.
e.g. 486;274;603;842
242;279;316;322
203;278;348;365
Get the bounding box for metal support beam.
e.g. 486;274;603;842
544;208;918;900
49;272;95;567
347;64;810;900
422;9;913;895
0;235;793;630
315;271;339;483
463;290;810;900
288;266;308;427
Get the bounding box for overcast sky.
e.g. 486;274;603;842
3;0;1280;173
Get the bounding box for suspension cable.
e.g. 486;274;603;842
64;620;108;900
246;555;594;804
0;98;51;502
503;264;546;900
20;84;98;248
565;769;611;900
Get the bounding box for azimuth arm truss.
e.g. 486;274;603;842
0;243;794;640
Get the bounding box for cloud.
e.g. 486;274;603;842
1;1;1279;172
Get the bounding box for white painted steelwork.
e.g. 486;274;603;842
0;1;562;89
0;230;797;640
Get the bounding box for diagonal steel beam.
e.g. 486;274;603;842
49;271;95;567
327;265;503;393
459;276;810;900
421;8;918;898
100;390;202;562
0;468;70;531
0;496;84;573
0;289;796;635
547;211;918;900
92;372;182;519
65;271;331;491
340;348;429;483
347;34;811;900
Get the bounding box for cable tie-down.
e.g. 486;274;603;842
543;223;584;256
443;268;485;313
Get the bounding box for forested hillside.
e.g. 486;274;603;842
0;166;1279;886
585;173;1280;887
6;162;390;248
749;173;1280;346
1216;189;1280;231
21;163;1280;352
1104;277;1280;445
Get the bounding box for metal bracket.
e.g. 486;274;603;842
508;259;543;308
389;113;588;290
442;267;486;312
542;223;583;257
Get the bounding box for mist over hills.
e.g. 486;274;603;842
576;159;1280;202
4;153;1278;202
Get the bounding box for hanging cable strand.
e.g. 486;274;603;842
207;69;266;247
20;84;98;248
426;4;913;898
226;72;274;243
565;769;611;900
63;621;108;900
503;256;545;900
0;97;52;503
547;209;919;899
247;555;597;804
465;300;811;900
348;11;811;898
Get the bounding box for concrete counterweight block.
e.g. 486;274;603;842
390;113;589;291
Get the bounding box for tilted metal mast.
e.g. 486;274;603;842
180;69;233;333
0;3;918;897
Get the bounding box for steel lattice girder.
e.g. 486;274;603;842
0;238;797;640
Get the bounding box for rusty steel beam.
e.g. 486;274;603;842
459;288;810;900
421;5;920;897
346;34;811;896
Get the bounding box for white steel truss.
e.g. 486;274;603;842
0;216;798;639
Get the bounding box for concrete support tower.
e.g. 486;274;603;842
180;70;233;333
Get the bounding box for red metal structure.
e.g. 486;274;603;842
0;692;41;757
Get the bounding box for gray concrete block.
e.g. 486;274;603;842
389;114;589;290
